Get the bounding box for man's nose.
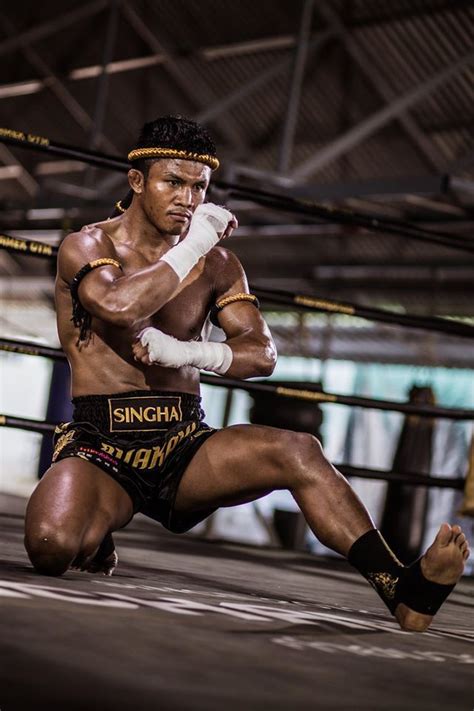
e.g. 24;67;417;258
175;185;193;206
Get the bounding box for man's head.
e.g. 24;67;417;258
126;116;219;236
128;115;219;178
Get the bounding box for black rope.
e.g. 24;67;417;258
0;128;128;172
0;414;55;434
200;373;474;421
0;413;464;490
2;127;474;253
0;233;58;259
336;464;464;491
1;233;473;340
1;337;473;420
215;180;474;254
252;287;474;340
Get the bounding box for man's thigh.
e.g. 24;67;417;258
175;424;301;513
26;457;134;535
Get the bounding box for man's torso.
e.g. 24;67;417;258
56;223;220;397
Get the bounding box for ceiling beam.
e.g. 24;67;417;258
345;0;472;29
0;33;306;101
448;147;474;174
290;48;474;179
196;30;333;130
316;4;446;172
0;0;108;58
88;0;120;152
277;0;314;172
0;144;38;197
288;175;453;200
120;1;245;149
0;11;119;155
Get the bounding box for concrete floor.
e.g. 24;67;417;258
1;493;473;711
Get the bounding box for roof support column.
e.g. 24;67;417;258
277;0;314;173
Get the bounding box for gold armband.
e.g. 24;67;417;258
210;293;260;326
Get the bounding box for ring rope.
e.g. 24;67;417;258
1;336;473;421
0;233;57;259
216;180;474;255
0;413;464;491
1;232;473;340
1;127;472;254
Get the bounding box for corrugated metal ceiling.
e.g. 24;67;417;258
0;0;472;362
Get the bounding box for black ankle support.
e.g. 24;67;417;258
348;530;457;617
348;529;405;614
394;557;456;616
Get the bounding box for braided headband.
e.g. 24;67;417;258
127;147;219;171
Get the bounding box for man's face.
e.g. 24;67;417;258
133;158;211;236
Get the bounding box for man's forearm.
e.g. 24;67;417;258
80;203;234;328
94;260;180;327
223;332;277;379
134;328;276;378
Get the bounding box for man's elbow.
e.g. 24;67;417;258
255;339;277;377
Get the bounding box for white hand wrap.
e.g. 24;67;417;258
160;203;234;281
139;327;233;375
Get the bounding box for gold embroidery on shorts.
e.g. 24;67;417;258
99;422;198;470
52;429;76;461
54;421;70;435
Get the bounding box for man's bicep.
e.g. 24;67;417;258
58;229;120;284
77;264;124;317
58;230;123;316
216;300;272;341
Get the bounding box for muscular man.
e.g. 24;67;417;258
25;115;470;632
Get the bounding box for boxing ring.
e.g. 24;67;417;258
1;494;473;711
0;128;473;710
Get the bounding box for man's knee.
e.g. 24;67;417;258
25;524;80;576
277;431;330;486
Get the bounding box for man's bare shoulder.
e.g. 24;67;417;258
207;246;249;296
59;223;115;255
58;223;119;284
207;245;245;274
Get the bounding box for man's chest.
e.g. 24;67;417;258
119;247;214;340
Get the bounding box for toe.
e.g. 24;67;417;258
436;523;453;546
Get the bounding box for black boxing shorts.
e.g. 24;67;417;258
51;390;218;533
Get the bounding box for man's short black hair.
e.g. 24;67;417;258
132;115;217;178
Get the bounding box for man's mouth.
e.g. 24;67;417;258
168;211;191;221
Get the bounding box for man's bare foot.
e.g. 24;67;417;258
395;523;470;632
70;533;118;576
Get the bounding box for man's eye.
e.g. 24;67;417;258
168;179;180;186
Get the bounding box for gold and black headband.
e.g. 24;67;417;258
127;147;219;171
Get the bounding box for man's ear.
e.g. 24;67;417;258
128;168;144;194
